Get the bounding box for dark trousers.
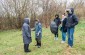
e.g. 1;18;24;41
35;38;41;46
24;44;29;52
54;28;58;37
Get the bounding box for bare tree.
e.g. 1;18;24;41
0;0;85;30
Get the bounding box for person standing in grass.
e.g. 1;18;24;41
66;8;78;48
22;17;32;52
53;14;61;40
34;19;42;48
60;13;67;43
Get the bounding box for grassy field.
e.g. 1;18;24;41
0;20;85;55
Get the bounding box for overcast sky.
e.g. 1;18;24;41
0;0;76;15
68;0;73;2
67;0;74;5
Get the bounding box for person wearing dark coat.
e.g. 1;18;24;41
22;17;32;52
34;19;42;48
60;14;67;43
53;14;61;40
66;8;78;47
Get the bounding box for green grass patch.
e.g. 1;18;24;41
0;21;85;55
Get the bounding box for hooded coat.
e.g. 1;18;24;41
66;8;78;28
22;18;32;44
66;8;78;47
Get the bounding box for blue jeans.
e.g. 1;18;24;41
67;28;74;47
62;31;66;41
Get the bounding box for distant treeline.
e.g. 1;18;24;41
0;0;85;30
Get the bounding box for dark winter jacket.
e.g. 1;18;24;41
61;18;67;32
66;8;78;28
54;17;61;27
22;18;32;44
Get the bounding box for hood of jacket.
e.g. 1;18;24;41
24;18;30;24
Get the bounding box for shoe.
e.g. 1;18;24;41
67;45;72;48
54;37;58;40
55;37;58;40
61;41;65;43
38;46;41;48
56;37;58;40
28;49;31;52
25;49;31;52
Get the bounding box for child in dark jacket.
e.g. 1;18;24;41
53;14;61;40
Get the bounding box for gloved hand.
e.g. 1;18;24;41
37;33;40;36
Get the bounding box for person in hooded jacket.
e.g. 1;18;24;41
66;8;78;48
22;17;32;52
53;14;61;40
34;19;42;48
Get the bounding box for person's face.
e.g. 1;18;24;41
62;15;65;19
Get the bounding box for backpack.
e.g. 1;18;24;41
50;21;58;34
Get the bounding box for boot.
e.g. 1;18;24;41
37;41;41;48
35;38;38;46
24;44;31;52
